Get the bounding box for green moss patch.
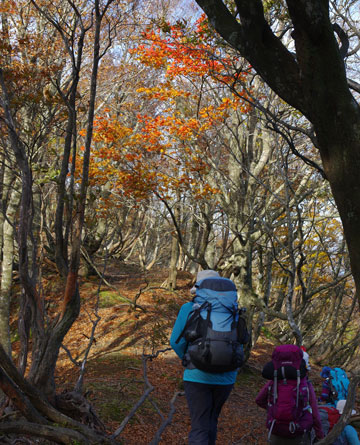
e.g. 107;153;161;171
98;291;131;308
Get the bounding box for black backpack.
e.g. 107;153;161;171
176;277;249;373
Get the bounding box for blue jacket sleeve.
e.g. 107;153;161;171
344;425;360;445
170;302;193;360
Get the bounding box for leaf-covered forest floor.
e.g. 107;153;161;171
13;263;354;444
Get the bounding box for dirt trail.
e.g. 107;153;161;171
52;268;334;444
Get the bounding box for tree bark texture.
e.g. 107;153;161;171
195;0;360;300
0;173;20;355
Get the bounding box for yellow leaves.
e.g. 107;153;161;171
136;86;191;102
196;97;245;127
0;0;17;14
185;180;221;201
93;117;132;144
125;153;140;162
74;105;223;210
173;121;198;140
74;19;252;209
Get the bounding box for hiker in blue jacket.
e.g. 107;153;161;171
170;269;247;445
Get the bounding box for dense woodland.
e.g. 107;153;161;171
0;0;360;443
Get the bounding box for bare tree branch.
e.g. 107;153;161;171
111;348;171;440
150;390;185;445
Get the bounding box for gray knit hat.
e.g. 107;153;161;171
190;270;220;294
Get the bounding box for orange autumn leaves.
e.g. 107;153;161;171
134;17;247;83
83;113;216;205
75;16;252;210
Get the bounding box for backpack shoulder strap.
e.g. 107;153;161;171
174;301;208;344
237;309;250;344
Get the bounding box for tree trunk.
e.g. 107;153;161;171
167;235;179;291
0;152;5;257
194;0;360;302
0;178;20;355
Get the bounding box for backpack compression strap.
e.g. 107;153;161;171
268;367;301;440
201;303;212;343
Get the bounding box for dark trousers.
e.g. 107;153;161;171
184;381;234;445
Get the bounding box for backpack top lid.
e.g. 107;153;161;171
196;277;237;292
193;277;238;311
262;359;307;380
271;344;303;370
321;366;332;378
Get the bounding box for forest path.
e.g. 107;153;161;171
50;266;327;444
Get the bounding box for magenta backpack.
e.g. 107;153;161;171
265;345;313;438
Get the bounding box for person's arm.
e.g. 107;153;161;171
308;381;325;439
169;302;193;359
255;381;271;410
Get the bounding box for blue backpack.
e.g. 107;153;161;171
329;368;350;405
175;277;249;373
321;367;350;405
